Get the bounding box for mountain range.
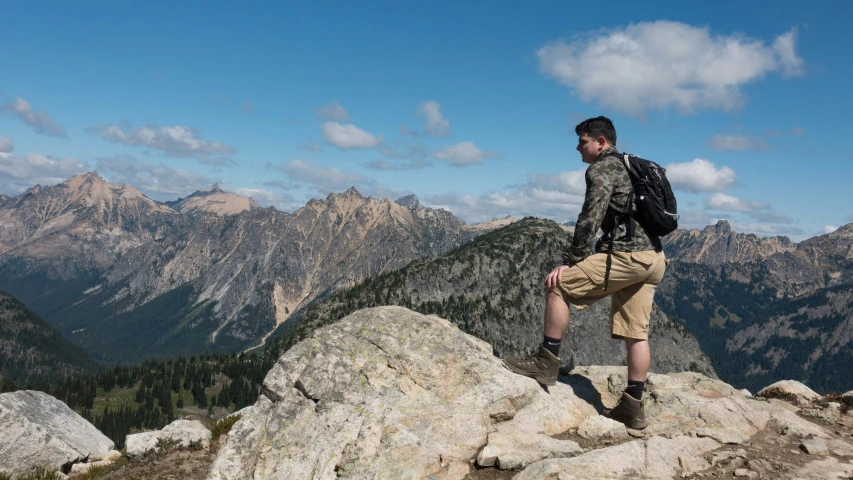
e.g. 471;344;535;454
1;172;851;391
0;173;490;362
659;220;853;391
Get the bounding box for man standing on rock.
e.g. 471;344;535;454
502;116;667;430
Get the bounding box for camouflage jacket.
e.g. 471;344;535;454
562;147;658;266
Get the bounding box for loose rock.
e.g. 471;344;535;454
800;438;829;455
577;415;628;441
756;380;821;403
0;390;114;478
126;419;211;457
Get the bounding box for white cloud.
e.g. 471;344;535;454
321;122;382;150
745;210;791;224
729;221;804;237
94;155;220;200
273;158;367;193
0;135;13;153
316;101;351;121
705;193;768;212
0;151;88;194
89;123;236;165
526;170;587;195
365;160;398;171
709;134;769;152
665;159;737;193
379;146;401;159
233;187;300;212
301;142;323;152
537;22;804;116
417;101;451;137
825;225;839;234
399;125;418;137
421;167;589;223
703;193;792;225
677;209;714;227
433;141;499;167
423;190;582;224
773;29;804;77
1;96;66;136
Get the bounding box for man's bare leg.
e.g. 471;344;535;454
500;288;568;385
625;338;650;381
544;288;570;340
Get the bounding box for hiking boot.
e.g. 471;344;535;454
501;347;560;386
603;392;647;430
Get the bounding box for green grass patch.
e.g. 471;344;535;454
72;456;129;480
0;468;63;480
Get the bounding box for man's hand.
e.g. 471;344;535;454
544;265;570;291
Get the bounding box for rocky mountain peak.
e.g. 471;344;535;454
172;185;258;216
830;222;853;237
706;219;732;234
325;186;364;201
61;171;155;208
394;194;421;210
666;220;796;265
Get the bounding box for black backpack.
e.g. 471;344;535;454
620;153;679;238
600;153;679;291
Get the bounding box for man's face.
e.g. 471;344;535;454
576;133;605;164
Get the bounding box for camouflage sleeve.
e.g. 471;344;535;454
563;160;615;265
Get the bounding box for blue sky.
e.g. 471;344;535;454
1;1;851;240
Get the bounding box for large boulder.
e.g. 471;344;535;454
210;306;853;480
0;390;114;478
209;307;596;479
125;419;211;457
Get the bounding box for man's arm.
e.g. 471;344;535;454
563;161;616;266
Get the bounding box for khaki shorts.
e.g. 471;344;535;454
552;250;667;340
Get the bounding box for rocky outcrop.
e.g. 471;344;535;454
0;390;113;478
209;306;595;479
210;306;853;479
126;419;212;457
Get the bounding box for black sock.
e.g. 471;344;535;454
626;380;645;400
542;335;561;358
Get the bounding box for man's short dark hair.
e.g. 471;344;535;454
575;116;617;146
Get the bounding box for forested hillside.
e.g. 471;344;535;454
262;217;715;377
0;291;97;388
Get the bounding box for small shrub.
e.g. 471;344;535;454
818;392;850;414
74;456;128;480
210;414;242;445
757;390;798;403
153;437;182;454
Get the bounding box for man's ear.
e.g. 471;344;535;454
596;135;608;150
